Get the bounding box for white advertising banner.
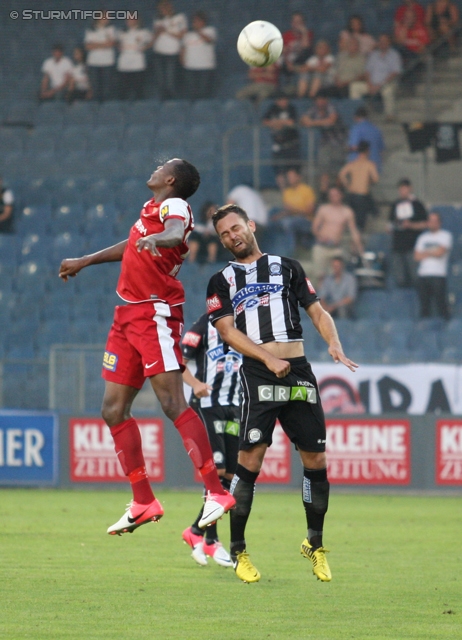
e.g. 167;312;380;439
311;363;462;415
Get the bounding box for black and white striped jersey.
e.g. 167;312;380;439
181;312;241;409
206;254;319;344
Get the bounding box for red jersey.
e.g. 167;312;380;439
116;197;194;306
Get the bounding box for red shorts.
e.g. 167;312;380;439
102;301;185;389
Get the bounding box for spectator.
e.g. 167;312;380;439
67;47;92;102
181;11;217;100
295;40;336;98
394;7;430;64
317;172;333;204
153;0;188;100
395;0;426;27
329;35;366;98
227;184;268;229
350;34;403;121
426;0;459;51
347;106;385;172
340;15;376;56
262;92;301;188
236;63;279;103
338;141;379;231
272;168;316;252
40;44;73;101
0;177;14;234
117;18;152;101
414;211;452;319
300;94;346;172
319;257;357;319
84;12;116;102
311;186;363;284
389;178;428;287
187;202;227;264
281;12;313;91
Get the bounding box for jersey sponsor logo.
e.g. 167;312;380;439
134;219;148;236
225;420;240;436
160;205;169;221
257;385;317;403
231;283;283;309
269;262;282;276
182;331;201;347
207;344;241;363
248;428;262;443
102;351;118;372
206;294;223;313
306;278;316;294
213;420;226;434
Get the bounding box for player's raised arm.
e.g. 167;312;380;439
306;300;358;372
136;217;185;256
58;239;128;281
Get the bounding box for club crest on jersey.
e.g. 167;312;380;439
306;278;316;294
268;262;282;276
160;204;169;221
207;294;223;313
182;331;201;347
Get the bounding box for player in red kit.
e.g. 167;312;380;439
59;159;235;535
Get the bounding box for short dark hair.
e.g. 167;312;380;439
355;106;368;119
398;178;411;187
172;159;200;199
52;43;64;51
358;140;370;153
193;10;207;22
212;204;249;230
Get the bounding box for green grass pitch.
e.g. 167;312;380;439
2;489;461;639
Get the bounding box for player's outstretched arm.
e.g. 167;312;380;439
306;301;359;372
215;316;291;378
136;218;185;256
58;239;128;281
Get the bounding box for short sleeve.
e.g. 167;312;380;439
290;259;319;308
159;197;191;227
2;190;14;205
181;313;207;360
42;59;50;74
204;26;216;41
206;272;234;324
413;200;428;222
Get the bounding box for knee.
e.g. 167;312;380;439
303;451;327;469
101;398;128;428
158;394;185;422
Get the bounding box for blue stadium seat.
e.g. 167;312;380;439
441;346;462;363
381;346;412;364
154;124;186;156
53;178;88;206
51;232;85;265
5;100;35;125
122;125;156;153
15;261;49;294
189;100;221;126
64;102;96;126
53;203;85;234
96;101;126;127
34;101;65;127
381;319;413;350
87;124;124;154
59;126;90;155
41;304;71;323
72;292;101;321
126;150;155;178
355;289;389;319
92;150;126;178
126;100;160;126
19;233;51;263
0;128;26;154
158;100;190;126
85;203;118;235
4;335;36;359
221;99;254;127
184;124;220;166
0;235;20;263
16;204;52;234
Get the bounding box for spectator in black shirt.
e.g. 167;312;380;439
262;92;301;189
389;178;428;287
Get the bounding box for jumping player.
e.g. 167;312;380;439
206;204;358;583
181;312;242;568
58;159;235;534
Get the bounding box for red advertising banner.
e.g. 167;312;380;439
193;422;291;484
326;419;411;485
70;418;164;483
436;419;462;485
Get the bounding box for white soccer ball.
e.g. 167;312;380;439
237;20;283;67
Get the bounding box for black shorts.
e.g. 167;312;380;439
191;400;240;475
240;356;326;452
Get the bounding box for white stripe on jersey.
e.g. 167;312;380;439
200;321;241;409
153;302;180;372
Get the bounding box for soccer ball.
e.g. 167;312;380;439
237;20;283;67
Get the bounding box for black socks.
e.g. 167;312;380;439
229;463;259;555
302;467;330;549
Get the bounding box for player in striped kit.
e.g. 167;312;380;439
206;204;358;584
181;313;242;568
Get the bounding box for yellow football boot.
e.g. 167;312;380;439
300;538;332;582
233;550;261;583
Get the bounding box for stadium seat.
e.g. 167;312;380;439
189;100;221;126
53;203;85;234
51;232;85;265
34;101;65;127
154;124;186;157
125;150;156;178
441;346;462;363
19;232;51;263
126;100;160;126
53;178;88;206
355;289;389;319
158;100;190;126
64;102;96;126
59;126;90;155
87;125;124;154
14;261;49;294
85;203;118;235
96;101;127;127
16;204;52;235
5;100;35;125
381;319;413;350
0;128;26;154
221;99;254;127
122;125;156;153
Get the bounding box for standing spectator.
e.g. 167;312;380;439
281;12;313;92
340;15;376;56
84;12;116;102
319;257;357;319
414;211;452;319
0;177;14;234
272;168;316;252
153;0;187;100
300;94;346;173
350;34;403;121
262;92;301;188
347;107;385;172
181;11;217;100
426;0;459;51
311;186;363;284
394;7;430;65
236;63;279;103
389;178;428;287
40;44;73;101
329;36;367;98
227;184;268;229
338;141;379;231
295;40;336;98
395;0;426;27
67;47;92;102
117;18;152;101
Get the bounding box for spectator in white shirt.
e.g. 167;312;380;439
414;211;453;319
181;11;217;100
227;184;268;229
84;12;116;102
68;47;92;103
0;176;14;234
117;18;153;101
40;44;73;101
153;0;187;99
292;40;336;98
